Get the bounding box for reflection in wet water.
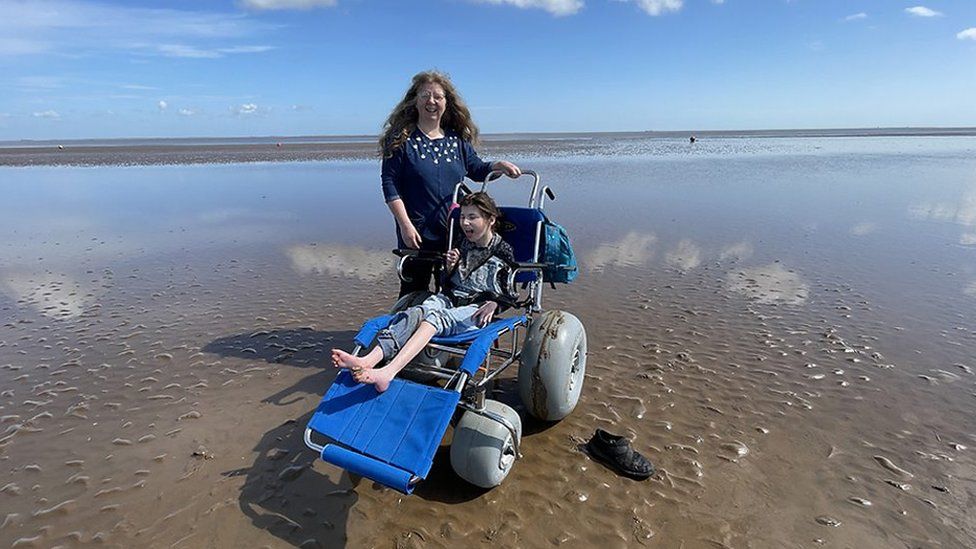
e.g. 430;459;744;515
718;240;753;261
1;271;101;319
908;187;976;227
583;232;656;271
664;239;702;271
965;281;976;298
286;243;394;281
850;222;877;236
726;263;810;305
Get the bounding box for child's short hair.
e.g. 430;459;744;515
459;191;501;219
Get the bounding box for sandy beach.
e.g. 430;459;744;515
2;134;976;548
3;128;975;167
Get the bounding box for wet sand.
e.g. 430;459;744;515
2;135;976;547
4;127;975;167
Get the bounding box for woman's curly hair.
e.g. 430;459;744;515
379;70;480;158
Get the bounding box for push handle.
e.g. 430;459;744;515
481;170;541;207
540;185;556;209
451;181;474;204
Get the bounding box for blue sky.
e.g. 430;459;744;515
1;0;975;139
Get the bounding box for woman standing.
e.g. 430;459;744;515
379;70;521;297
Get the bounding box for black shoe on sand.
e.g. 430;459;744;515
586;429;655;480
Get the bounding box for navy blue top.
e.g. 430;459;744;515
382;128;493;245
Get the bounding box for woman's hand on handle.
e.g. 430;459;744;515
492;161;522;178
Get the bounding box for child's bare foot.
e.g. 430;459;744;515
331;349;371;372
356;367;396;393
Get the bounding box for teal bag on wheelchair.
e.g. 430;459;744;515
542;217;578;284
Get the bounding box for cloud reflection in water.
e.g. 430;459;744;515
719;241;754;261
286;244;394;281
727;263;809;306
1;272;98;319
583;232;657;272
909;188;976;227
665;239;703;271
850;222;877;236
965;281;976;298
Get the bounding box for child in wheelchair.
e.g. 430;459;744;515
331;191;517;392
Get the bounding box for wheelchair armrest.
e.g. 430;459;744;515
354;314;395;348
506;263;545;290
395;249;446;284
511;261;546;270
392;249;446;261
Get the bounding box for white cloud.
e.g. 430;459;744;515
158;100;168;111
0;1;278;58
958;28;976;41
468;0;583;17
665;239;702;271
633;0;683;16
17;76;64;89
584;232;656;271
905;6;942;17
122;84;157;91
844;12;867;22
218;45;274;54
240;0;338;9
0;37;51;56
155;43;274;58
178;108;196;116
960;233;976;246
850;222;877;236
32;110;60;119
727;263;809;306
237;103;258;114
157;44;221;59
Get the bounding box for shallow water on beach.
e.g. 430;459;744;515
2;136;976;548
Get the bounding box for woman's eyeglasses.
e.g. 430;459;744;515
419;91;446;102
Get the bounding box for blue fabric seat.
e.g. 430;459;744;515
308;371;460;494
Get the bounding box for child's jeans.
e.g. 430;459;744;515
376;294;481;359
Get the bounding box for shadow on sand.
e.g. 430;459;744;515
207;328;360;548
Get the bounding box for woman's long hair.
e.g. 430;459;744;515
379;70;480;158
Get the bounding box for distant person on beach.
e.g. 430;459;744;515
332;192;516;392
379;70;521;297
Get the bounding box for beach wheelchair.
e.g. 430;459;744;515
304;171;586;493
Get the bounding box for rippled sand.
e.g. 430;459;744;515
2;138;976;547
